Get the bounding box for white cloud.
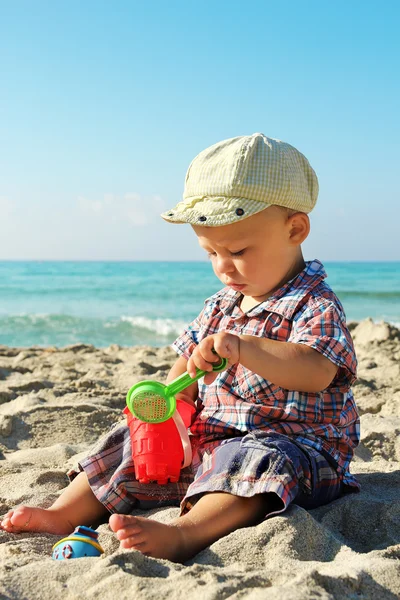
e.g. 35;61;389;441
77;193;167;226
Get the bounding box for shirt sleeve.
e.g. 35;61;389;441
171;316;201;360
289;299;357;388
171;298;213;360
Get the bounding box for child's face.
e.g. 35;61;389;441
192;206;309;303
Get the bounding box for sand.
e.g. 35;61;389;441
0;318;399;599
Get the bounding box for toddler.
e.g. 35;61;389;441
0;133;360;563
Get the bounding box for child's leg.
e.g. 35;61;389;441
109;432;347;563
0;472;108;535
109;490;271;563
0;420;192;536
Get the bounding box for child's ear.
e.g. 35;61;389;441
288;212;310;245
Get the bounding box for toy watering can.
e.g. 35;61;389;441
125;353;227;484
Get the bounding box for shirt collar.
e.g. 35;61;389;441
218;259;327;320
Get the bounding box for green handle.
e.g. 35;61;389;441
165;355;228;397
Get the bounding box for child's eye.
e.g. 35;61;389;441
206;249;245;259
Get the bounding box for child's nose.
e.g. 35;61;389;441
216;256;235;274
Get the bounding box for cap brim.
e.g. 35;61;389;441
161;196;270;227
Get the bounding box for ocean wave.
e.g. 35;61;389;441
0;313;188;347
1;312;400;348
119;315;187;336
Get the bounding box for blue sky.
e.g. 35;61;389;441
1;0;399;261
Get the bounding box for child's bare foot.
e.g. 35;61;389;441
109;514;195;563
0;506;74;535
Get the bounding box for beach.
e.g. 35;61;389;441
0;317;399;599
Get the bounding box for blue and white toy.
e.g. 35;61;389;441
52;525;104;560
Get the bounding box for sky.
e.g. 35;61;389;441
0;0;399;262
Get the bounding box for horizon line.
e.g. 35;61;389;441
1;259;400;264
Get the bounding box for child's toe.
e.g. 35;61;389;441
116;523;142;541
9;507;33;529
109;513;136;532
120;536;147;550
0;519;9;530
0;511;14;530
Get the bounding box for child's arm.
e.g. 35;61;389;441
186;332;338;393
166;355;199;408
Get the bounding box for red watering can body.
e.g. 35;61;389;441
124;399;196;484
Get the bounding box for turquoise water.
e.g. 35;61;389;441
0;261;399;348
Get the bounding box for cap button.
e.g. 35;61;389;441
235;208;245;216
198;216;207;222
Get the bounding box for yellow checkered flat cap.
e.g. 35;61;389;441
161;133;319;227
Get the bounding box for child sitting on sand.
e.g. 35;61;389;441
0;133;360;563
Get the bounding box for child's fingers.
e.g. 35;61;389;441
188;335;233;380
213;334;240;365
186;357;198;379
198;339;221;365
195;351;215;373
212;340;230;361
187;353;212;379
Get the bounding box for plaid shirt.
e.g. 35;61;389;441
172;259;360;488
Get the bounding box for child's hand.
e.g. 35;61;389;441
187;332;240;385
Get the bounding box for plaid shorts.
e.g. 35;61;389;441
69;423;355;517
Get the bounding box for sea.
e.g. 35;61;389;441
0;261;399;348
